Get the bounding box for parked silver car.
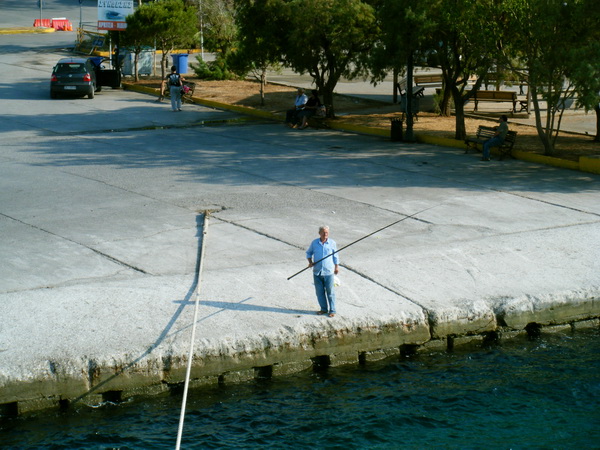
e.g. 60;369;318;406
50;57;97;99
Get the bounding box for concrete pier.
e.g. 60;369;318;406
1;6;599;416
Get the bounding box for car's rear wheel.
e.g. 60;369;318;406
88;88;94;99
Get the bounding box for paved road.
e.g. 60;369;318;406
1;3;599;413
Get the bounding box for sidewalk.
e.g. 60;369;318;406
267;68;597;137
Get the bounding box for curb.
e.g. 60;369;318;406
122;82;600;175
0;27;56;35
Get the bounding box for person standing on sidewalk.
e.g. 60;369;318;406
482;115;509;161
306;226;339;317
166;65;184;111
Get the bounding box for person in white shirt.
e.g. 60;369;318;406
285;88;308;128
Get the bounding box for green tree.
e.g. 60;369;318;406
115;12;153;81
189;0;238;80
372;0;436;140
229;0;285;105
201;0;238;57
565;0;600;142
426;0;503;140
281;0;380;117
129;0;198;82
504;0;599;154
188;0;238;80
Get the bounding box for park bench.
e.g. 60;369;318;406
472;90;518;112
465;125;518;160
394;83;426;98
484;72;528;95
413;74;443;86
306;105;330;128
392;84;424;121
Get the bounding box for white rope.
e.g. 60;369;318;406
175;213;209;450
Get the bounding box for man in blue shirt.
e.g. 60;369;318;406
306;226;339;317
482;115;509;161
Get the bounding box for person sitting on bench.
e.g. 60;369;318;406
482;115;509;161
285;88;308;128
297;90;322;129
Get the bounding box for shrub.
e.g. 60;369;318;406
191;55;238;80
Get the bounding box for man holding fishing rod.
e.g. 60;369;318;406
306;226;339;318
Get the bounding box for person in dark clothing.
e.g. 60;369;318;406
297;90;323;129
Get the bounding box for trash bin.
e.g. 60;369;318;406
390;118;403;141
122;51;154;76
172;53;189;74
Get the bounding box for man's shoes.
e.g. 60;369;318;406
317;310;327;315
481;157;491;161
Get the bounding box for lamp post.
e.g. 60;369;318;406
79;0;84;30
197;0;204;62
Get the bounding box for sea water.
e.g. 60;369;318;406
2;328;599;449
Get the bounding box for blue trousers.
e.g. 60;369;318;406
483;136;504;159
313;274;336;314
170;85;182;111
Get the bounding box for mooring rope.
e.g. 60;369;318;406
176;212;210;450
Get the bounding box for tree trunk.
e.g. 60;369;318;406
451;86;466;140
595;103;600;142
134;52;140;82
260;68;266;107
440;87;452;116
393;68;399;105
161;52;168;81
321;74;339;118
405;51;415;142
322;88;335;118
531;86;555;155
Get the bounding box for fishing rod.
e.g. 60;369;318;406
287;204;439;280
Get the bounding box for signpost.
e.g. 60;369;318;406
97;0;133;31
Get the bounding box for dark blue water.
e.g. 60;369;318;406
2;329;599;449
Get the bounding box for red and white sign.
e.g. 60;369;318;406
97;0;133;31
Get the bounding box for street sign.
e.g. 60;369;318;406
97;0;133;31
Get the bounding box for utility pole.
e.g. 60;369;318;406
197;0;204;61
79;0;84;30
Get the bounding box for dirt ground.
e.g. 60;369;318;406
135;77;599;162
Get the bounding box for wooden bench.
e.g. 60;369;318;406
465;125;518;160
472;90;518;112
414;74;443;86
484;72;528;94
394;84;425;98
306;105;330;128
